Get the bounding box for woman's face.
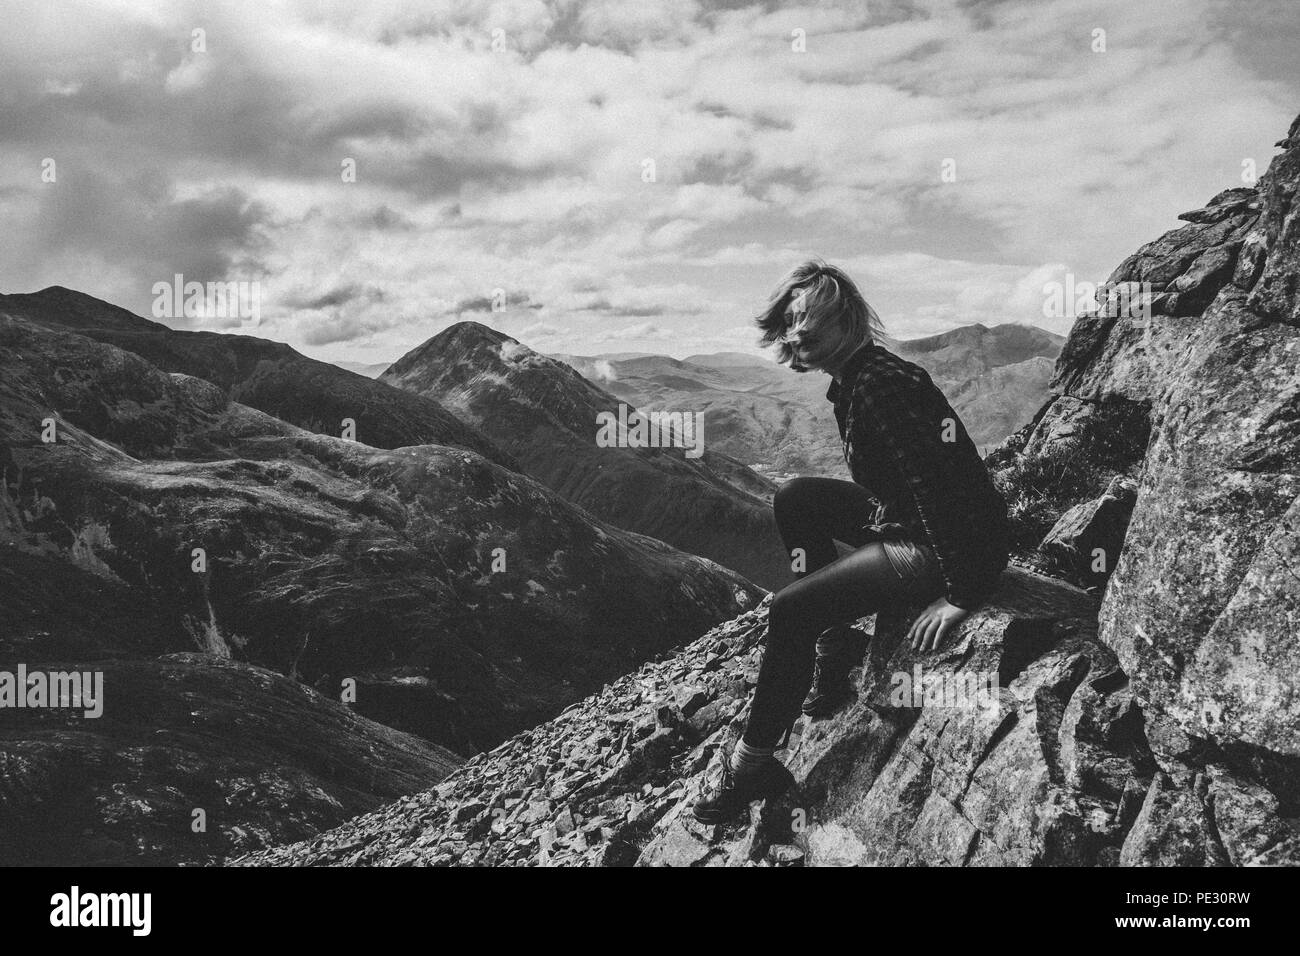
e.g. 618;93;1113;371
779;293;809;371
779;290;837;373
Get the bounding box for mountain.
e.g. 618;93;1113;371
380;323;789;589
0;287;509;467
0;301;765;863
240;110;1300;868
680;351;771;368
554;324;1064;481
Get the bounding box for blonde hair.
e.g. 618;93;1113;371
755;258;884;371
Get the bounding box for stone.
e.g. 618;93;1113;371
766;844;805;866
1038;475;1138;589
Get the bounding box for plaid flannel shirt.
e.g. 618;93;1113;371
827;342;1011;610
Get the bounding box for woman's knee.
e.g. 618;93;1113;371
774;476;819;522
768;586;815;642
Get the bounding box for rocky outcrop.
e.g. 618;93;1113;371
998;112;1300;856
236;112;1300;868
381;322;788;589
636;571;1138;867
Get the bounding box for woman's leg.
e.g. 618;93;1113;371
744;540;941;747
773;476;880;577
693;537;942;822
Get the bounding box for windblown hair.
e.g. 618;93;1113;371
755;258;885;371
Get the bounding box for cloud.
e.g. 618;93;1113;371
0;0;1294;361
3;167;271;323
284;283;386;311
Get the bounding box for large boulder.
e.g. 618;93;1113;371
636;569;1147;867
1039;475;1139;589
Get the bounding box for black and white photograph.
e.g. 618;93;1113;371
0;0;1297;935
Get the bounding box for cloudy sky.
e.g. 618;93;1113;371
1;0;1297;365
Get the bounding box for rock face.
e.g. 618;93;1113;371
554;322;1064;482
381;322;788;589
638;572;1135;867
238;112;1300;868
994;112;1300;859
1042;118;1300;807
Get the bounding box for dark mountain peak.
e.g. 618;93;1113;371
387;321;524;378
891;322;990;354
380;319;786;588
385;320;596;404
0;285;161;332
440;319;513;347
891;322;1064;368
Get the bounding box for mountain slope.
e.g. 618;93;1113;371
0;647;460;867
0;306;767;863
380;322;788;589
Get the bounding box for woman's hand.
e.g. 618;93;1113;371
907;597;969;652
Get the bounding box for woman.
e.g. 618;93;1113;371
692;259;1011;823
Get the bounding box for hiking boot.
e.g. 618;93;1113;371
691;752;794;825
802;625;864;717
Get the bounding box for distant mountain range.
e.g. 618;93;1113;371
551;323;1065;480
334;322;1064;485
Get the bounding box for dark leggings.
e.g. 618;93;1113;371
743;477;944;747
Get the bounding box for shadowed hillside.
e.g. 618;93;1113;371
0;302;765;864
